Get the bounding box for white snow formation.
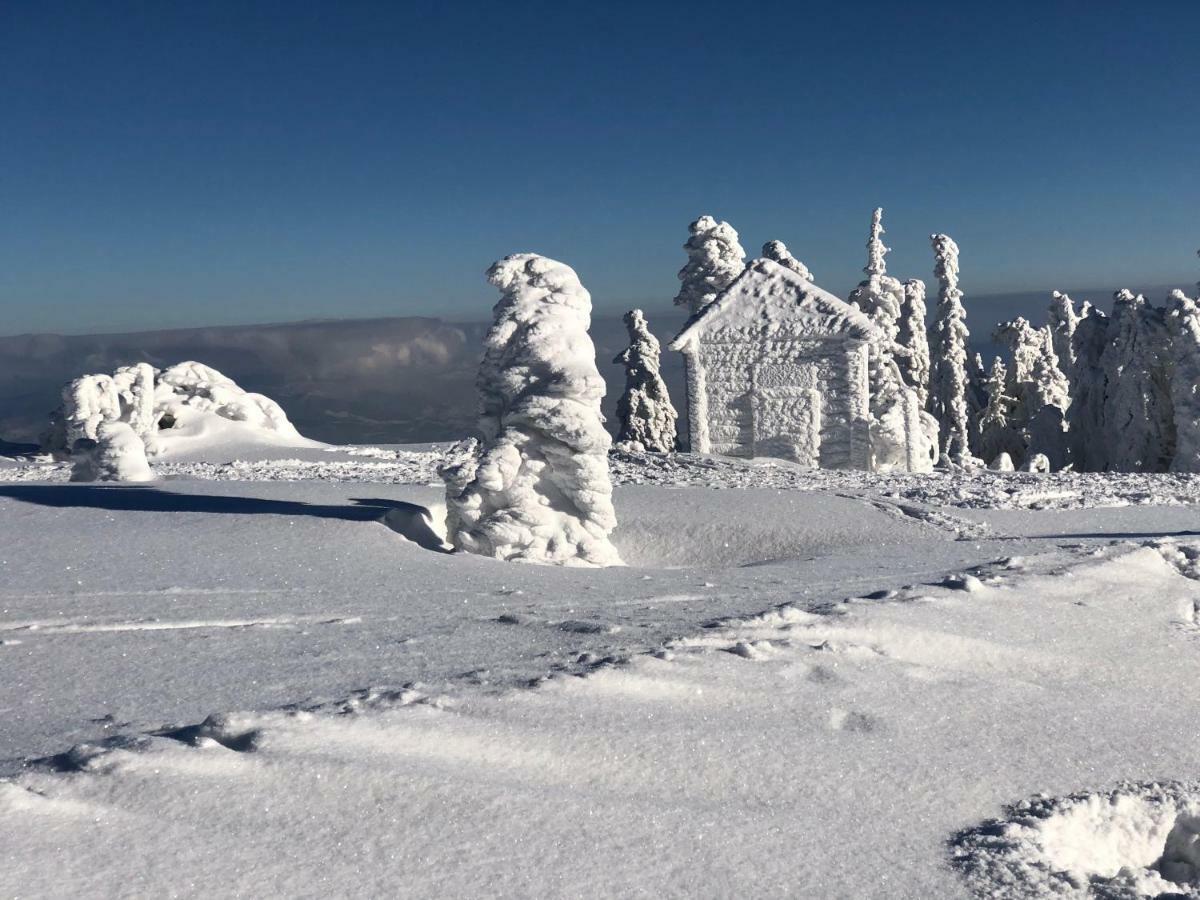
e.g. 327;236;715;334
69;420;154;483
928;234;973;465
761;239;813;282
613;309;678;453
49;361;309;459
674;215;746;316
1048;290;1079;379
441;253;621;566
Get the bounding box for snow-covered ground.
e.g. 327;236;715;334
3;444;1200;897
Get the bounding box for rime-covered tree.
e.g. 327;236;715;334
966;352;989;456
897;278;930;407
674;216;746;316
113;362;159;453
1067;305;1110;471
1101;290;1174;472
613;309;678;453
847;209;931;471
928;234;972;465
440;253;620;566
62;374;121;447
761;240;813;282
977;358;1023;466
70;420;154;483
1047;291;1079;377
994;318;1070;469
1167;290;1200;472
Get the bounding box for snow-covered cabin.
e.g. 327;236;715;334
669;258;878;469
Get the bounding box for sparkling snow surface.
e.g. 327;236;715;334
3;444;1200;897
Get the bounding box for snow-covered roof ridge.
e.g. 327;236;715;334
669;257;879;350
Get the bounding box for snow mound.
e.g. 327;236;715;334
952;782;1200;899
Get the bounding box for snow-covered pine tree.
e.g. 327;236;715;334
1167;290;1200;472
928;233;972;465
966;352;989;457
1101;290;1175;472
674;216;746;316
1067;305;1110;471
1048;291;1079;377
113;362;159;453
847;209;931;471
613;309;678;453
977;358;1024;466
62;374;121;448
440;253;620;566
761;240;813;282
897;278;930;408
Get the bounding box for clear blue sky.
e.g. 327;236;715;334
1;0;1197;335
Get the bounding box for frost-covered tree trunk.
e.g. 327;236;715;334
761;240;813;282
674;216;746;316
441;253;620;566
1168;290;1200;472
1100;290;1174;472
613;309;678;453
62;374;121;447
70;421;154;482
1068;305;1110;472
113;363;159;453
928;234;972;465
897;278;930;407
848;209;931;471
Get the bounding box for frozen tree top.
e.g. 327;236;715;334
761;240;813;282
670;258;879;350
931;233;961;291
864;208;889;277
674;215;746;313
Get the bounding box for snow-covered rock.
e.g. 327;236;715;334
441;253;620;566
613;309;677;453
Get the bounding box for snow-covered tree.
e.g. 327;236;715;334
846;209;931;471
70;420;154;483
1168;290;1200;472
965;352;989;457
928;233;972;465
1067;304;1110;472
613;308;677;453
977;358;1024;466
62;374;121;447
993;318;1071;469
897;278;930;407
674;216;746;316
1047;291;1079;377
848;209;904;341
761;240;813;282
441;253;620;566
113;363;159;453
1101;290;1175;472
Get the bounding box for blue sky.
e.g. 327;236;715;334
1;0;1197;335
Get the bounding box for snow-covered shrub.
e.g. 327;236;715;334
70;420;154;483
1100;291;1174;472
928;234;973;465
1167;290;1200;472
614;309;677;453
1023;452;1050;473
62;374;121;447
761;240;813;282
1068;305;1110;472
441;253;620;566
897;278;930;408
674;216;746;316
